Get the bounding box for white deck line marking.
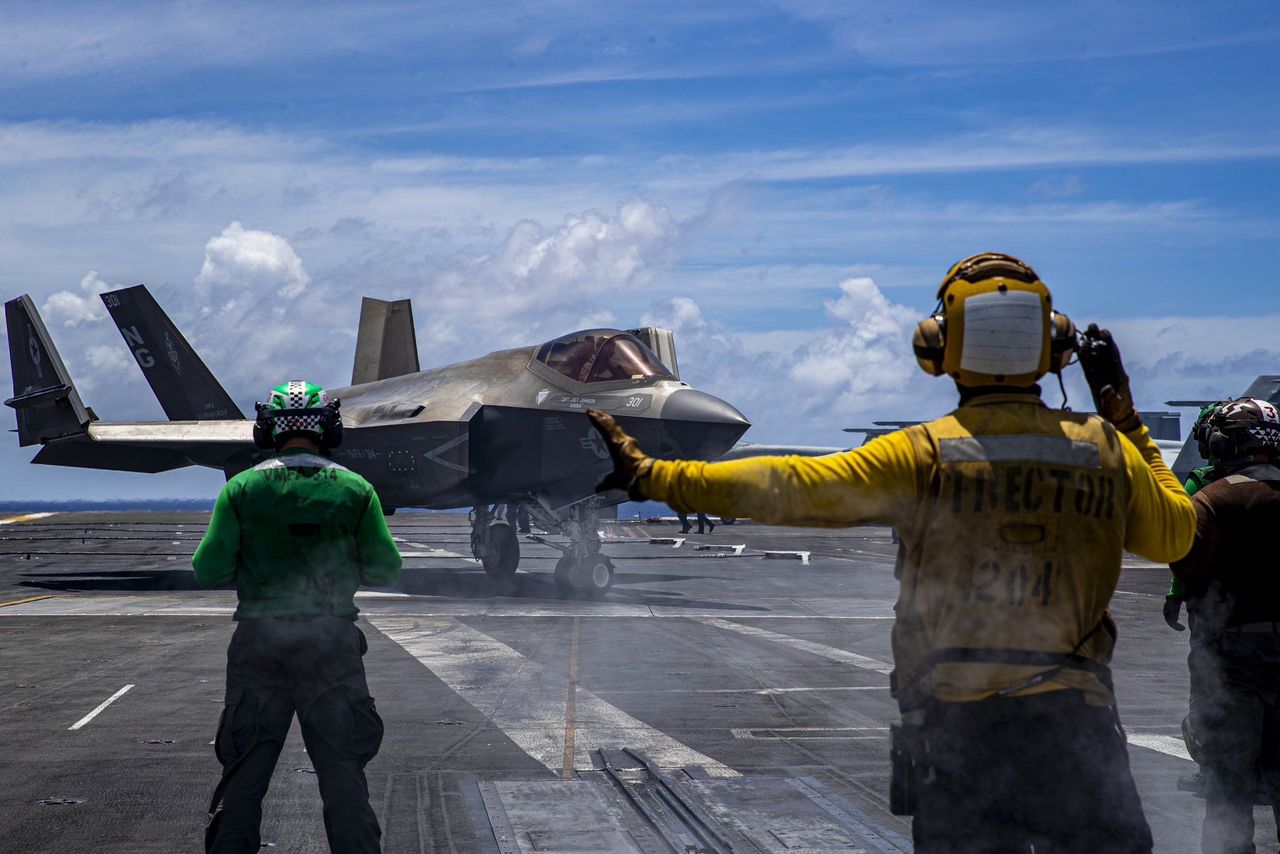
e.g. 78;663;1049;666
371;617;739;777
0;512;55;525
695;617;894;675
68;684;134;731
1126;733;1192;761
393;539;480;564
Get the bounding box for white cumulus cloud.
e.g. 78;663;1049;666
42;270;120;327
196;221;310;301
643;277;951;446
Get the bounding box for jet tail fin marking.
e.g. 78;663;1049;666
626;326;680;381
4;295;93;446
352;297;420;385
1170;374;1280;481
100;285;244;421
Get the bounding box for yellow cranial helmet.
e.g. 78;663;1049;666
912;252;1076;387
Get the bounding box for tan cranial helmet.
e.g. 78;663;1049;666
913;252;1077;387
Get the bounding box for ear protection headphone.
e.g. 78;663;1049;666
1206;420;1238;462
1201;399;1280;463
913;252;1077;382
252;400;344;450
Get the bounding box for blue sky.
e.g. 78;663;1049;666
1;0;1277;499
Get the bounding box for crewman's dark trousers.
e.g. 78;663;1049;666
205;617;385;854
911;691;1152;853
1194;632;1280;854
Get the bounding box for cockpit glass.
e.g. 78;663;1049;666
535;330;675;384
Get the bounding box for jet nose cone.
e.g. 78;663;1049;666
661;389;750;428
659;389;751;460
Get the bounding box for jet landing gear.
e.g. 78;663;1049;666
470;505;519;585
554;552;614;599
528;498;615;599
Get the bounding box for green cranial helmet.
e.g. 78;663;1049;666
254;380;342;447
1192;400;1228;461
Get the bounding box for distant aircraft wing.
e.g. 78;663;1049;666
718;442;848;461
352;297;420;385
100;285;244;420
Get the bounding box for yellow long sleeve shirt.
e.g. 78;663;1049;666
645;393;1196;703
647;399;1193;565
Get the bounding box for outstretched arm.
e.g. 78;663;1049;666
589;408;920;528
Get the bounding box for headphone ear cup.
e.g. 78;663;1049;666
323;415;344;449
1048;311;1077;374
252;404;275;450
913;315;946;376
1208;428;1235;461
253;420;275;450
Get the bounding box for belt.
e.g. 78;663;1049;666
1225;622;1280;633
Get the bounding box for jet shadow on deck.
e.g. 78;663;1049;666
15;565;769;612
19;569;203;592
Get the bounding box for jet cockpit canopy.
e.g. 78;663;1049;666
535;330;675;385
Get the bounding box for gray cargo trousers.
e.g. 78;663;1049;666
205;616;385;854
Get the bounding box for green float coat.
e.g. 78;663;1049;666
193;448;402;619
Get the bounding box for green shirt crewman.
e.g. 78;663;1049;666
197;380;402;854
193;451;402;618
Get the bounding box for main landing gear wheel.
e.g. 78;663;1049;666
479;520;520;584
554;554;614;599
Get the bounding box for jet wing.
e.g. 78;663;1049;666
32;421;254;472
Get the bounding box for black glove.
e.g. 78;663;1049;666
586;409;654;499
1163;596;1186;631
1077;324;1142;433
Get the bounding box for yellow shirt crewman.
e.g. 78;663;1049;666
589;253;1194;853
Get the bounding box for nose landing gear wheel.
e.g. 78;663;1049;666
554;554;614;598
478;521;520;585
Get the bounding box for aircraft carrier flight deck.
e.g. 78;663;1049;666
0;512;1259;853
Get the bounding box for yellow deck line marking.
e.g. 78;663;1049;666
0;594;55;609
0;512;56;525
561;617;580;780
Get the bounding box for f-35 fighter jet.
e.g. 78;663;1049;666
5;288;749;597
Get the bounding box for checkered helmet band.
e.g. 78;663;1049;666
264;379;333;438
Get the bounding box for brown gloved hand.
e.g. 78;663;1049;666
1077;324;1143;433
587;408;654;499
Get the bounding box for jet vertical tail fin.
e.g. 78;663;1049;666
100;285;244;421
626;326;680;380
4;294;93;446
352;297;420;385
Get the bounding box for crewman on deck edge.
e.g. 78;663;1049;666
194;380;402;854
588;253;1195;852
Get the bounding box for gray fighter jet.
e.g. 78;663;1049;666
4;288;750;597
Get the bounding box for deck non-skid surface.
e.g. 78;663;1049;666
0;511;1266;852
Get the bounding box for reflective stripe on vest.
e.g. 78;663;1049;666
938;435;1101;469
